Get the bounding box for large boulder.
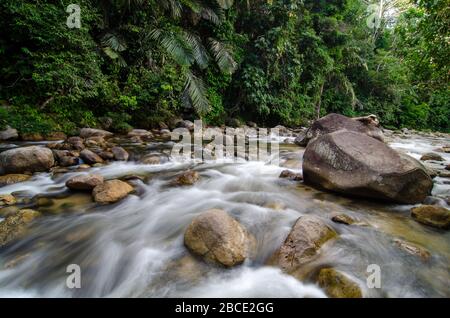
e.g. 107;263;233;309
66;174;104;191
184;209;256;267
411;205;450;230
268;215;337;274
302;131;433;204
92;179;134;204
79;128;113;139
296;113;384;146
0;146;55;174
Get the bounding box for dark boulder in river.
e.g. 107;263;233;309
296;113;384;146
302;130;433;204
0;146;55;174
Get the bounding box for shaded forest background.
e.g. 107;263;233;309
0;0;448;134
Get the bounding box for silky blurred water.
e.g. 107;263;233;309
0;133;449;298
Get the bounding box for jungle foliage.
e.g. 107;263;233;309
0;0;448;133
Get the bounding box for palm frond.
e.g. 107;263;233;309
185;32;210;69
208;38;237;74
150;28;194;66
101;33;127;52
184;71;210;115
160;0;183;18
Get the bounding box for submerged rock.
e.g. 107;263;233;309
411;205;450;230
0;194;16;206
92;179;134;204
66;174;104;191
184;209;256;267
0;146;55;174
317;268;363;298
79;128;113;139
171;170;199;186
331;214;355;225
268;215;337;274
0;209;41;246
420;152;444;162
80;149;104;165
0;174;31;186
297;113;384;146
303;131;433;204
393;239;431;260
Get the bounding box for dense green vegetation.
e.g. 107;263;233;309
0;0;448;134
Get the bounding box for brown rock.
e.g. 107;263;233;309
317;268;363;298
303;131;433;204
393;239;431;260
184;209;256;267
331;214;355;225
171;170;199;186
141;154;169;165
99;151;115;160
20;132;44;141
92;180;134;204
269;215;337;273
0;174;31;186
112;146;129;161
279;170;303;181
0;194;16;206
411;205;450;229
66;174;104;190
80;149;104;165
420;152;444;162
45;132;67;141
0;146;55;174
0;209;41;246
297;113;384;146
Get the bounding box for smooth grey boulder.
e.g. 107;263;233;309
302;130;433;204
0;146;55;174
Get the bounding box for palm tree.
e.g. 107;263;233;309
99;0;237;116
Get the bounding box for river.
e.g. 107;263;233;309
0;130;449;297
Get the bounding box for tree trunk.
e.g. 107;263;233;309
315;82;325;119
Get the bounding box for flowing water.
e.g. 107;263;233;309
0;132;449;298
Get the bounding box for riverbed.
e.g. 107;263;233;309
0;131;449;297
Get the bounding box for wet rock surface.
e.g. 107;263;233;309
303;130;433;204
411;205;450;229
184;209;256;267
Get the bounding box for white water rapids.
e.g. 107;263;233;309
0;132;449;298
